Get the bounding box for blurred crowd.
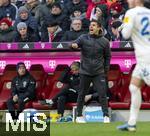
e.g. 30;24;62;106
0;0;129;43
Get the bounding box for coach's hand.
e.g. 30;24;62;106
13;95;18;102
71;43;78;49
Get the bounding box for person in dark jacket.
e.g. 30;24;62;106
14;6;39;33
90;4;108;29
41;61;80;117
0;17;16;42
7;62;36;120
71;19;111;123
14;22;40;42
61;18;86;42
110;19;133;48
110;19;123;41
70;6;90;32
36;0;55;27
0;0;18;21
44;2;70;31
41;20;63;42
24;0;41;17
65;0;87;16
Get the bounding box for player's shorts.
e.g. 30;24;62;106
132;64;150;86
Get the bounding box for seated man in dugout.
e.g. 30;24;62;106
41;62;80;119
7;62;36;120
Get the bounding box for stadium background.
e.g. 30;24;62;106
0;0;150;136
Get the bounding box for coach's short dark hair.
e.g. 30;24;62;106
90;19;102;27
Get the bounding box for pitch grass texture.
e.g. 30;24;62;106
0;122;150;136
50;122;150;136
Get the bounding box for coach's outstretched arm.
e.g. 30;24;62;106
70;35;84;49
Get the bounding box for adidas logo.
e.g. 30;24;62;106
57;43;63;48
23;44;29;49
125;43;131;48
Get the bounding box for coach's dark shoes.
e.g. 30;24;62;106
117;123;136;132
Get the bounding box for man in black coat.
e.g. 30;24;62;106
65;0;87;16
44;2;70;31
61;18;87;42
0;0;17;21
7;62;36;120
41;20;63;42
71;19;111;123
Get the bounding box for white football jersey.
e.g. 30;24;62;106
121;6;150;64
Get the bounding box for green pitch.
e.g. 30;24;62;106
50;122;150;136
0;122;150;136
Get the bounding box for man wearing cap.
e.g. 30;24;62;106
44;2;70;31
65;0;87;16
41;20;63;42
0;17;16;42
109;2;124;20
7;62;36;120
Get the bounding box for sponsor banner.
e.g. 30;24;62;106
84;106;104;122
0;43;18;50
34;42;52;49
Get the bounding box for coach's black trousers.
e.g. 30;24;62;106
77;74;109;117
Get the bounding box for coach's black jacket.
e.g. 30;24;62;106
11;71;36;99
74;34;111;76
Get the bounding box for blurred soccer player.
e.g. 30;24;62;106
117;0;150;131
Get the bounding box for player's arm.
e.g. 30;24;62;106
120;10;135;39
